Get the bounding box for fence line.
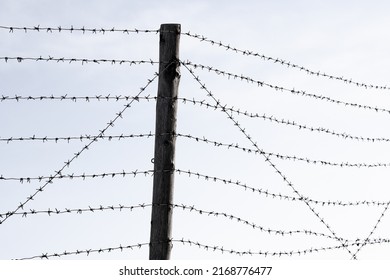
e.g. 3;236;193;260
0;72;159;225
15;242;151;260
0;203;153;218
182;32;390;91
1;24;389;260
183;61;390;115
5;201;390;253
0;133;156;144
0;203;341;241
14;237;390;260
0;95;158;102
3;95;390;143
0;169;154;183
182;63;358;259
2;25;387;91
1;168;389;207
0;56;158;66
177;97;390;143
1;130;389;168
0;25;159;34
171;238;390;257
175;133;390;168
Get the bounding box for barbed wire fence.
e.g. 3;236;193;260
1;24;389;260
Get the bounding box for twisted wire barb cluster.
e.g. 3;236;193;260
182;32;390;91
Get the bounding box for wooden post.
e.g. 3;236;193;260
149;23;181;260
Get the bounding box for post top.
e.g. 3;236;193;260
160;24;181;33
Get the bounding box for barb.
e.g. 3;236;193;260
15;242;151;260
183;61;390;115
1;202;340;241
171;238;390;257
182;64;356;258
0;72;159;226
182;32;390;91
0;25;159;34
351;201;390;259
0;56;158;66
1;168;388;207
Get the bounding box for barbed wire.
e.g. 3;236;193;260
182;32;390;91
0;133;156;144
14;237;390;260
182;61;390;115
0;95;158;102
0;202;340;241
2;168;388;207
0;56;158;66
171;204;340;241
0;71;161;226
2;26;387;91
176;133;390;168
182;64;357;258
0;203;153;219
178;97;390;143
0;169;154;183
175;169;389;207
0;25;159;34
14;242;151;260
2;130;389;168
351;202;390;259
3;94;390;144
172;238;390;257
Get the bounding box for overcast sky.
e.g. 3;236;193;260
1;0;390;260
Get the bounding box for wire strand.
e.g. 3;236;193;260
182;32;390;91
0;56;158;66
183;60;390;116
0;25;159;34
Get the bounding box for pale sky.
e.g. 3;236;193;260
1;0;390;260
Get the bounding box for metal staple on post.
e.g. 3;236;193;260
149;23;181;260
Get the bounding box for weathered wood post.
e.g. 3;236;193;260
149;23;181;260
